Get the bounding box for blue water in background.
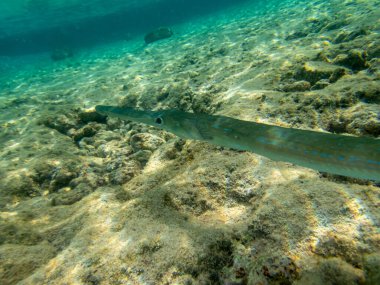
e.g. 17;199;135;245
0;0;252;56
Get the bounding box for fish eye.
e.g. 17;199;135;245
155;117;163;125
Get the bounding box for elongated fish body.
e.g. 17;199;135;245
95;105;380;181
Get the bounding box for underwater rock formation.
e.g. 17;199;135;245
295;61;348;85
281;80;311;92
144;27;173;44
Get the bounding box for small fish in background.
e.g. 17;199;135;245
144;27;173;44
50;47;74;61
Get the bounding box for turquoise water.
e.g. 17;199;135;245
0;0;272;89
0;0;379;284
0;0;251;56
0;0;257;83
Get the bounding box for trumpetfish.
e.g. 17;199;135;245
95;105;380;181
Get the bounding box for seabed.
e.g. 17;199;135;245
0;0;379;284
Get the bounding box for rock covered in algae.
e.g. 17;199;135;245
295;61;348;85
144;27;173;44
281;80;311;92
332;49;368;71
130;132;165;152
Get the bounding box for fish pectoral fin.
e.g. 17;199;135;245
196;124;214;140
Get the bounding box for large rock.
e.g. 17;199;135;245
130;133;165;152
144;27;173;44
332;49;368;71
296;61;348;84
